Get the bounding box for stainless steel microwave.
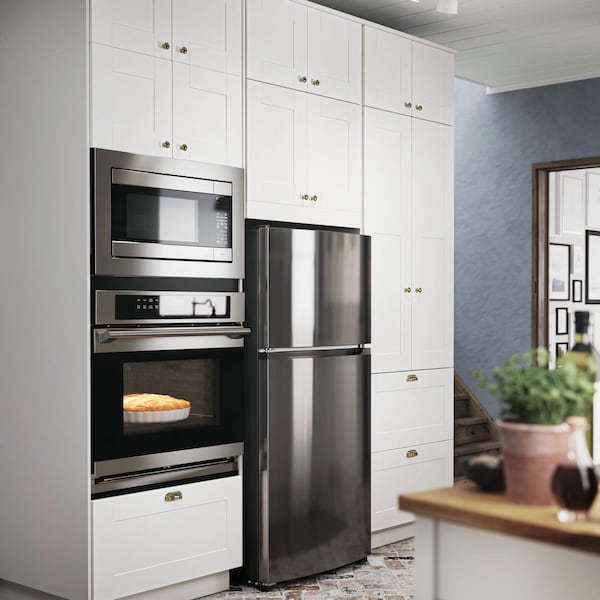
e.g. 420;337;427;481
91;149;244;278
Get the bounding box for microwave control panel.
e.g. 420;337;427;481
115;294;230;320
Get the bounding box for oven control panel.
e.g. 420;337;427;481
115;294;230;320
95;290;244;325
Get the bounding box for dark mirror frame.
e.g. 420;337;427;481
532;156;600;349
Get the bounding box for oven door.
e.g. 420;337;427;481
92;341;243;465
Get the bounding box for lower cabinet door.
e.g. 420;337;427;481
92;475;242;600
371;440;453;532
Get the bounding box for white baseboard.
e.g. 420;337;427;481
371;522;416;549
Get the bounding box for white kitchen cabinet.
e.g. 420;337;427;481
246;80;361;228
90;43;242;166
365;108;453;373
364;26;454;125
371;440;453;531
90;0;242;75
246;0;361;104
372;368;453;453
92;475;242;600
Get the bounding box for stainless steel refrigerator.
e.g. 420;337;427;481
243;224;371;586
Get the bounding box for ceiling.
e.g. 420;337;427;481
310;0;600;93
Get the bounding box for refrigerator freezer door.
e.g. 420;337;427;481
259;227;370;349
259;349;370;584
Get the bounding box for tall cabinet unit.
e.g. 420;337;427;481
363;25;455;540
245;0;363;228
90;0;243;166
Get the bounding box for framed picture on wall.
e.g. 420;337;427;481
573;279;583;302
586;231;600;303
549;243;571;301
556;342;568;358
556;307;569;335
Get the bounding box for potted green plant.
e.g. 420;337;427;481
473;348;594;505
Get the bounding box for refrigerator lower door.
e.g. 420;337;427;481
257;349;370;585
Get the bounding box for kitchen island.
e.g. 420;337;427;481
399;483;600;600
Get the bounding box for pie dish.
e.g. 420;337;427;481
123;393;191;423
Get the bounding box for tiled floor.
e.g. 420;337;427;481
206;538;415;600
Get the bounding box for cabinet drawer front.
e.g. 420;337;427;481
371;440;453;531
372;369;453;452
92;476;242;600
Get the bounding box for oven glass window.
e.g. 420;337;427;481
122;359;220;434
111;184;232;249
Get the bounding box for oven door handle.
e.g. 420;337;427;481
96;326;251;344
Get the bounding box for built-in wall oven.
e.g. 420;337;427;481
91;148;244;279
91;289;248;497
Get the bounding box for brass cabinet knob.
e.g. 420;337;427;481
404;101;412;108
161;41;170;50
179;46;188;54
162;140;171;149
415;104;423;111
301;194;309;200
311;79;320;87
415;287;422;293
179;143;188;151
298;75;307;83
406;374;418;382
310;195;318;202
406;449;418;459
164;490;183;502
404;287;411;293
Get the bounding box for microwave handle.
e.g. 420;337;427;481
96;326;251;344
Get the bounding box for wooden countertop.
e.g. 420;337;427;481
399;483;600;555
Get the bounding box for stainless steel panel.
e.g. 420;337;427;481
259;351;370;584
92;148;244;278
112;168;215;194
93;328;248;353
95;290;245;326
112;241;224;262
259;227;370;349
93;442;243;479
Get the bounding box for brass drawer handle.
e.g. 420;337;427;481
406;449;418;459
311;79;320;87
301;194;309;200
406;374;418;382
404;287;411;293
415;104;423;111
161;41;170;50
179;143;188;151
415;287;422;293
164;491;183;502
310;195;318;202
298;75;307;83
404;101;412;108
179;46;188;55
162;140;171;149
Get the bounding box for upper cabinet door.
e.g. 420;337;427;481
172;63;242;166
306;8;362;104
363;107;411;236
246;81;307;214
306;95;362;226
364;26;412;115
412;42;454;126
90;44;172;157
411;119;453;370
172;0;242;75
90;0;172;59
247;0;361;103
246;0;308;91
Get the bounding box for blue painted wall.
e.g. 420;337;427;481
454;77;600;417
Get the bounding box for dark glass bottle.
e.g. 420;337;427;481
551;416;598;521
561;311;598;451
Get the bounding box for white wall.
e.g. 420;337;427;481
0;1;90;599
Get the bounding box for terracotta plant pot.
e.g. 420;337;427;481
497;420;569;506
